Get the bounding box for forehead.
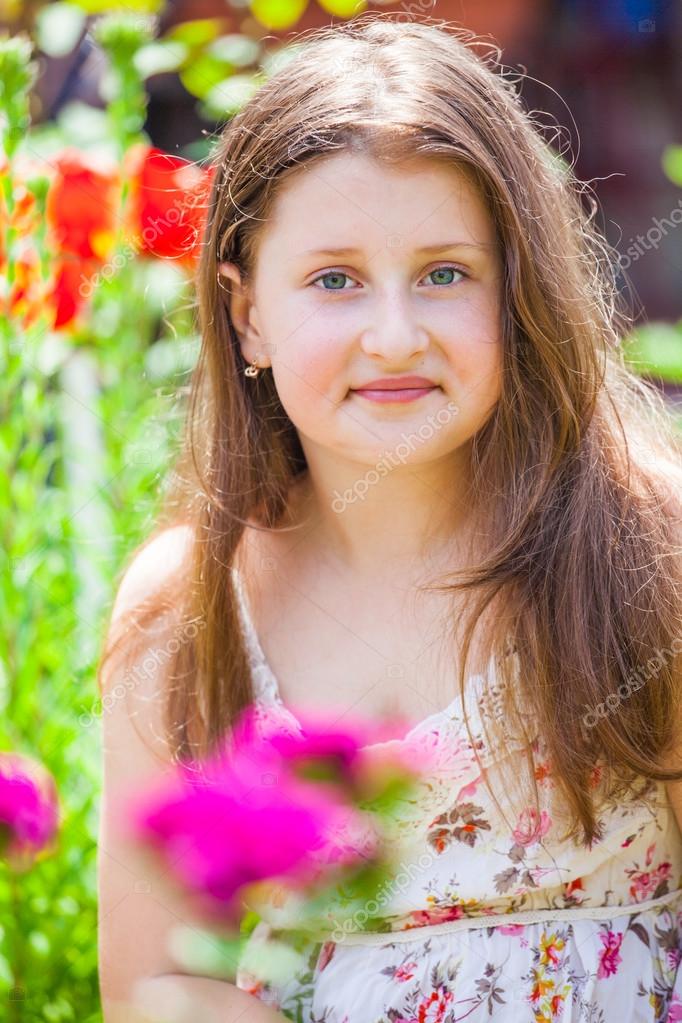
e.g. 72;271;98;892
260;152;497;256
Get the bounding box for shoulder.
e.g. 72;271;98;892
101;523;196;695
110;522;195;625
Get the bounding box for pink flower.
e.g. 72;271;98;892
596;930;623;978
667;994;682;1022
395;961;418;981
127;703;394;918
512;807;552;847
628;860;673;902
498;924;525;935
233;701;424;808
668;947;682;972
0;753;59;870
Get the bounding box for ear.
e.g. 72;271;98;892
217;261;269;368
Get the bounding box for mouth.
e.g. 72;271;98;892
350;385;440;404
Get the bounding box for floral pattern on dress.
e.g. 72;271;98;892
230;566;682;1021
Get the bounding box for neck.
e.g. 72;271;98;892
285;451;480;580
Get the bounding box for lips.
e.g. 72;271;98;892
352;376;437;391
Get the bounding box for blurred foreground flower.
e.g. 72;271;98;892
0;752;60;871
124;702;430;984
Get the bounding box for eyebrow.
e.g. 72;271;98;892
297;241;491;257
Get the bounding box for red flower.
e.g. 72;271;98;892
0;158;48;328
46;148;120;261
416;987;454;1023
564;877;584;899
125;144;214;267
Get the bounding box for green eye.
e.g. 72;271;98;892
312;271;353;291
429;267;461;285
310;264;466;292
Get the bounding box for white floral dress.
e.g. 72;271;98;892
230;568;682;1023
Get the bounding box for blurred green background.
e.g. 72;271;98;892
1;0;681;1019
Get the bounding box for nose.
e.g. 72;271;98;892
359;290;430;364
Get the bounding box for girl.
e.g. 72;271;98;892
98;15;682;1023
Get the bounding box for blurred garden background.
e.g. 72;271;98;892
1;0;681;1019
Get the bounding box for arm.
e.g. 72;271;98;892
98;526;290;1023
109;973;292;1023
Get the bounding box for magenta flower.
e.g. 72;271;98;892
667;994;682;1022
596;929;623;978
127;703;390;918
0;753;60;870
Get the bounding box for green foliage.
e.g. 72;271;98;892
622;320;682;385
3;4;681;1020
0;33;39;159
92;13;154;150
662;145;682;187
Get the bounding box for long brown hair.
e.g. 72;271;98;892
98;14;682;845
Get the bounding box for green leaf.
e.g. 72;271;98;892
206;34;261;67
179;53;234;99
316;0;366;15
36;3;87;58
70;0;162;11
164;17;224;47
133;40;189;78
166;924;247;981
623;321;682;383
662;145;682;188
200;73;261;119
250;0;309;31
239;908;262;937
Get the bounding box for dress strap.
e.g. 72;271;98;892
231;566;281;704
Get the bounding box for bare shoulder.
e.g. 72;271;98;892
101;524;196;684
109;522;196;628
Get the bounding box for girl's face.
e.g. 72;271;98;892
220;152;504;476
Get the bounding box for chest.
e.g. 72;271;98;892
242;561;491;730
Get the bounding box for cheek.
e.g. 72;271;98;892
446;298;503;397
269;323;347;414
